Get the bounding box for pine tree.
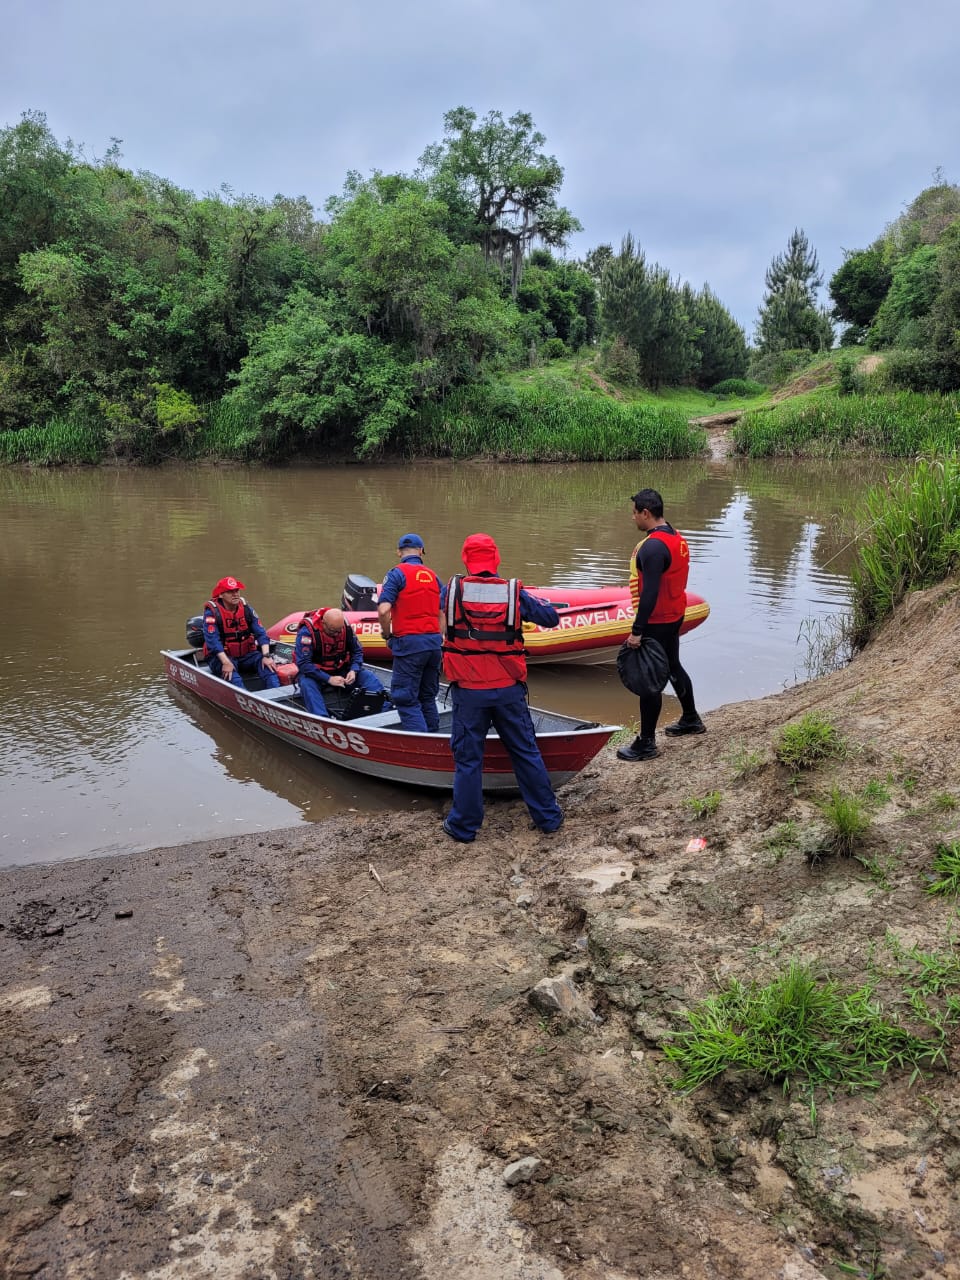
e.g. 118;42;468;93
756;229;832;353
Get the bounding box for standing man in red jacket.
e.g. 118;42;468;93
617;489;705;762
377;533;442;733
440;533;564;842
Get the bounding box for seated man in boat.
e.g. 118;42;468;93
293;607;389;718
439;533;564;843
202;576;280;690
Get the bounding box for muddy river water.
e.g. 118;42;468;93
0;456;891;868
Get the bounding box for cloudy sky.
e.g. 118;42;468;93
4;0;958;334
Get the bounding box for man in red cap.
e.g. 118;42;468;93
440;533;564;843
201;577;280;690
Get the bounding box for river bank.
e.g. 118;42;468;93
3;582;960;1279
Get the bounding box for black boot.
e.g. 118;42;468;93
616;735;660;762
664;716;706;737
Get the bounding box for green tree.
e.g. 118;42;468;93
829;246;892;338
225;288;414;456
868;244;941;348
418;107;581;298
756;229;832;353
688;286;748;388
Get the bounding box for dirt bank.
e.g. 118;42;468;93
3;582;960;1279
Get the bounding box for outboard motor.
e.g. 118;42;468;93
186;615;205;648
341;573;378;612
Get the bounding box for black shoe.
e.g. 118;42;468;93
663;717;706;737
532;816;564;835
616;736;660;762
441;818;474;844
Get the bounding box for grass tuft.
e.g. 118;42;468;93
926;841;960;896
664;960;945;1094
774;714;845;771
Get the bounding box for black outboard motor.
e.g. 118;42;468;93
186;615;205;648
341;573;379;612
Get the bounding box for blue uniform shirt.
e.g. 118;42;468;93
379;556;442;655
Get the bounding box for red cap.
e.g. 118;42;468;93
212;576;245;597
461;533;500;574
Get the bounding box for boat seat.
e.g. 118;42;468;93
253;686;299;704
352;709;405;728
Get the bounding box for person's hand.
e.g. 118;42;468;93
344;670;357;686
221;659;236;678
626;634;642;649
328;675;347;688
262;655;277;672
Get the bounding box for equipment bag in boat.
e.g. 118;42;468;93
616;638;670;698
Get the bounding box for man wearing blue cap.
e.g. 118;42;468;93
377;534;443;732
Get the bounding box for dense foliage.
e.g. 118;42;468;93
597;235;747;390
1;108;753;463
828;180;960;389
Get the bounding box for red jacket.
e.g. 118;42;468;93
202;599;258;660
442;575;526;689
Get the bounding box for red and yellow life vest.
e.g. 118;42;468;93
442;575;526;689
629;527;690;624
202;598;257;660
392;562;441;635
300;609;352;675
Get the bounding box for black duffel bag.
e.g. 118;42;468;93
617;638;670;698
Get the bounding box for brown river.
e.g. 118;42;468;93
1;457;891;868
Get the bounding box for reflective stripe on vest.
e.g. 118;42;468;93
442;575;526;689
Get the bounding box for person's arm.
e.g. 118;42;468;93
247;604;277;670
377;569;402;642
294;627;329;684
519;589;560;629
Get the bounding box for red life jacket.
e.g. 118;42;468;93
442;575;527;689
629;527;690;624
300;609;352;675
391;562;441;635
202;598;257;660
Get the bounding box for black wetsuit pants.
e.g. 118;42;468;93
639;618;699;739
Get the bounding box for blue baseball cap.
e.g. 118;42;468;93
397;532;425;549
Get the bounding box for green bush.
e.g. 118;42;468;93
542;337;567;360
710;377;764;397
746;347;814;387
876;348;960;393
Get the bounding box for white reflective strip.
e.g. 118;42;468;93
459;581;511;604
506;579;518;629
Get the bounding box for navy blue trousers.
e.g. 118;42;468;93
209;651;280;690
445;683;563;840
390;649;441;732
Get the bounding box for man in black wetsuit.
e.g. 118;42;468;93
617;488;705;762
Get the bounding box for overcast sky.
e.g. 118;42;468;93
4;0;958;334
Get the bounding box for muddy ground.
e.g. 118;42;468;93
3;582;960;1280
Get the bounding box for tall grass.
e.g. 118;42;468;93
733;391;960;458
397;383;707;461
190;399;266;460
850;453;960;646
0;417;105;465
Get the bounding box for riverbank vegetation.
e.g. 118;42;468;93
0;108;746;465
3;108;959;465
